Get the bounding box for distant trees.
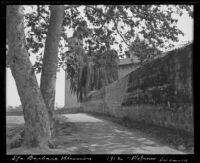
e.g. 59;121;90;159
6;105;23;112
6;106;14;112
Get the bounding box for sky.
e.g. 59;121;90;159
6;5;194;107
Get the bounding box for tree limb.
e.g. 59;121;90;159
86;5;131;47
113;20;131;47
64;5;81;10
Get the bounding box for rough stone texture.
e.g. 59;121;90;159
82;88;106;114
81;44;193;134
118;63;139;79
105;76;129;117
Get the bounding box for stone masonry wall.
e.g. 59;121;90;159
81;44;193;134
118;64;139;79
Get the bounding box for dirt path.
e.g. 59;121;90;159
7;113;185;154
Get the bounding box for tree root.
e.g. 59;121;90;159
7;130;25;149
7;115;71;150
7;128;58;150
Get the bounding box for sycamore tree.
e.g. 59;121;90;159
7;5;51;148
7;5;65;148
39;5;64;134
6;4;193;148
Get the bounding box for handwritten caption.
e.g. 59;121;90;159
106;156;188;162
11;155;188;162
11;155;92;161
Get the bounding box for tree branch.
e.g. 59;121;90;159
86;5;112;19
113;20;131;47
64;5;81;10
86;5;131;47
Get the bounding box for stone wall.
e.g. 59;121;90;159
118;64;139;79
81;44;193;134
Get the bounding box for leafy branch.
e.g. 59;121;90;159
85;5;131;47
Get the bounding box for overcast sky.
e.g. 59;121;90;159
6;5;194;107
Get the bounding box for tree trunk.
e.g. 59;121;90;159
7;5;51;147
40;5;64;133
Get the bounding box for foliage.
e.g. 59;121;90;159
128;36;162;63
21;5;193;100
23;5;193;72
65;27;119;101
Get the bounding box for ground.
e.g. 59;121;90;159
6;113;193;154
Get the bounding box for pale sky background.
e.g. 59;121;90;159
6;5;194;107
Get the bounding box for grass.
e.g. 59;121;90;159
6;114;79;154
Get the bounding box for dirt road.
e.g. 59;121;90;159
7;113;186;154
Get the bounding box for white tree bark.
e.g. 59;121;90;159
7;5;51;147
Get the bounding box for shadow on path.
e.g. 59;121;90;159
6;113;186;154
59;113;185;154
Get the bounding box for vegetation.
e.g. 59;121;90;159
127;36;162;63
66;33;119;101
6;105;23;112
23;5;192;100
6;4;193;148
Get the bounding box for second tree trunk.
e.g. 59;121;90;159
40;5;64;133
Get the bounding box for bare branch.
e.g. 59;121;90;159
113;21;131;47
